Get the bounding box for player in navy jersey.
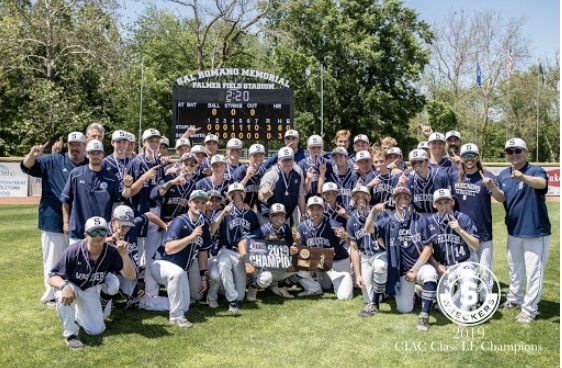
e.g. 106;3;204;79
325;146;357;212
152;153;201;224
259;147;306;226
298;135;332;199
61;140;133;243
21;132;89;306
162;138;191;177
204;190;227;308
386;147;406;175
234;144;268;210
497;138;551;323
296;196;353;300
321;182;349;227
194;154;234;204
365;187;438;332
211;183;260;312
401;149;450;214
124;132;136;159
225;138;243;180
347;186;388;317
445;131;462;163
427;132;459;176
102;130;131;195
348;134;370;163
453;143;504;294
126;129;166;303
367;148;400;208
263;129;309;169
355;151;377;186
152;190;213;328
48;217;136;349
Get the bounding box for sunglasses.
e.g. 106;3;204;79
87;229;107;237
505;148;523;155
462;153;478;159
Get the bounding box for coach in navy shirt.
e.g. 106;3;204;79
49;216;136;349
263;129;308;169
497;138;551;324
21;132;89;305
61;140;133;242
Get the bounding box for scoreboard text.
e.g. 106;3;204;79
172;87;294;142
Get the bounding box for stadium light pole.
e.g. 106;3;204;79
138;55;144;150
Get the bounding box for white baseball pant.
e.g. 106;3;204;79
207;255;221;302
40;231;69;303
150;260;190;320
396;264;438;314
54;276;120;338
506;235;550;318
316;259;354;300
359;252;388;304
140;207;164;298
217;248;247;302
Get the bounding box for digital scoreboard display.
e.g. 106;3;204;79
172;87;294;142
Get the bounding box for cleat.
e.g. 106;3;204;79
246;287;258;302
358;303;379;317
208;298;219;309
297;289;322;297
169;317;193;328
516;312;534;324
228;301;239;313
500;301;521;310
270;285;294;299
65;335;85;349
416;312;430;332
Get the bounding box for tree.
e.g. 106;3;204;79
268;0;433;148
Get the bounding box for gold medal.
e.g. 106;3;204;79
285;191;289;196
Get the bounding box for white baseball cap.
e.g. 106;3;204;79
191;145;207;156
417;141;429;149
351;185;371;198
433;188;453;202
460;143;479;156
322;182;339;193
189;190;209;202
270;203;287;215
68;132;86;144
331;146;348;156
111;130;128;142
180;153;198;163
409;149;428;162
387;147;403;157
356;151;372;162
86;139;104;153
307;135;324;147
175;138;191;149
227;182;245;194
113;205;135;227
142;128;161;141
446;131;461;140
249;144;265;155
278;147;294;161
210;155;226;165
204;134;219;144
354;134;370;144
392;186;412;198
226;138;243;149
284;129;299;139
85;216;108;233
306;196;325;209
125;132;136;143
428;132;446;143
160;137;170;146
505;138;527;150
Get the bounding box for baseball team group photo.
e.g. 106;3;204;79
0;0;559;367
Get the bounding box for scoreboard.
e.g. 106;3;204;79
172;87;294;142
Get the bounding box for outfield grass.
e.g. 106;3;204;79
0;204;559;368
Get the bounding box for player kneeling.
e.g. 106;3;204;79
365;187;437;332
151;190;213;328
48;217;137;349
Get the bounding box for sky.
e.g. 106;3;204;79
119;0;560;63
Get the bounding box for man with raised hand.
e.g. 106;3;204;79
21;132;89;306
497;138;551;323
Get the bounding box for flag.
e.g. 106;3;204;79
507;48;514;81
538;59;545;84
476;62;482;86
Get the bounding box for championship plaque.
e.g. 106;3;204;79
287;245;335;272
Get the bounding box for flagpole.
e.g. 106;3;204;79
536;64;540;162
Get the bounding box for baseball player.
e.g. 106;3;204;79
295;196;353;300
348;134;370;162
445;131;462;160
191;144;209;176
125;132;136;159
333;129;351;151
400;149;450;214
258;147;306;226
417;141;430;154
321;182;349;227
234;144;268;210
211;183;260;312
162;138;192;177
263;129;309;169
497;138;551;323
454;143;504;286
102;130;131;196
158;137;170;158
367;148;400;208
298;135;331;199
152;190;213;327
365;187;438;332
203;134;220;159
48;216;136;349
194;154;234;204
355;151;377;186
325;146;357;212
225;138;243;180
21;132;89;305
347;186;388;316
427;132;459;175
386;147;407;174
61;140;133;243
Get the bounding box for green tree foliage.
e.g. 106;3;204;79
268;0;433;148
426;100;458;134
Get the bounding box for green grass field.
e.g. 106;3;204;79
0;204;559;368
